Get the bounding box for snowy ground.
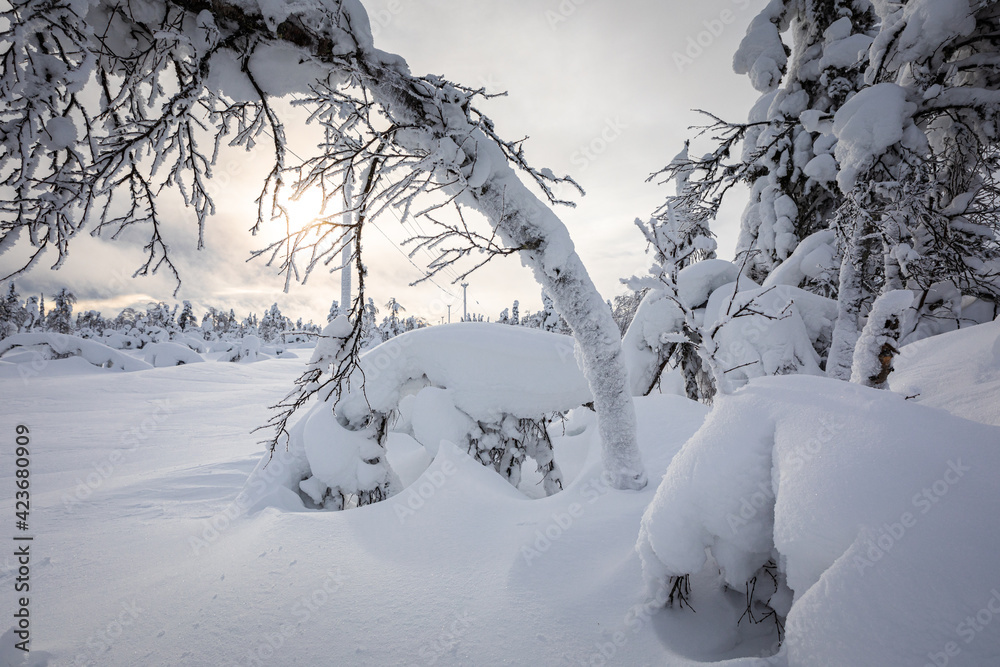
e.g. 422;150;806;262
0;351;714;666
1;318;999;666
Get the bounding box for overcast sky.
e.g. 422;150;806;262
5;0;768;325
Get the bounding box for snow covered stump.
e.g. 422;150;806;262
250;322;595;511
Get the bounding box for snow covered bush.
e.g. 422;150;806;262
142;342;205;367
224;335;264;363
0;333;151;371
637;370;1000;662
701;282;836;393
623;247;836;400
170;333;209;354
250;321;591;510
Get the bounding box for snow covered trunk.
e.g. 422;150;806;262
850;289;913;388
827;220;873;381
466;159;646;490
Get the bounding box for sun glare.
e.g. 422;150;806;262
279;186;331;237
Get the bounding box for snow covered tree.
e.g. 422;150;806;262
730;0;876;282
259;303;290;342
360;297;379;347
403;315;425;332
23;296;41;331
610;290;644;337
825;0;1000;377
511;300;520;326
647;142;718;280
45;288;76;334
382;298;406;339
539;290;570;334
177;301;197;332
0;0;648;489
75;309;105;337
0;284;24;338
113;307;139;331
144;301;177;334
850;289;912;388
327;300;344;323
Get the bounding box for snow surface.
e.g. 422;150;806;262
892;316;1000;426
0;352;715;666
2;318;998;665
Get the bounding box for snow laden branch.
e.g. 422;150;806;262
0;0;647;490
646;112;785;233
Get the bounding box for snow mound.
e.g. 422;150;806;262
0;333;152;371
637;374;1000;664
337;322;590;425
142;342;205;367
892;317;1000;426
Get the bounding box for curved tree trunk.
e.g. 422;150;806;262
356;64;647;490
467;145;647;489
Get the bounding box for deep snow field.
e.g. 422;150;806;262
0;318;999;666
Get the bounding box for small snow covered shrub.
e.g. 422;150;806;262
142;342;204;367
701;282;835;393
224;335;264;363
623;252;837;401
